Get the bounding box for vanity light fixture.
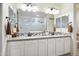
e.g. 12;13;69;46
21;3;39;12
45;8;59;14
26;3;32;12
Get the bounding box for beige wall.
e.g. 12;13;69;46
2;3;9;56
47;14;54;32
1;3;17;56
0;3;18;55
0;3;2;56
75;4;79;33
0;3;12;56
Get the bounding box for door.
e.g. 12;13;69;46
48;38;55;56
56;38;64;56
24;40;38;56
64;37;71;54
6;41;24;56
38;39;47;56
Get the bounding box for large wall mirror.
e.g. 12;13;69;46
56;17;62;28
62;16;69;28
18;9;47;33
56;15;69;28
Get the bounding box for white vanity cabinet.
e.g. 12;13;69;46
48;38;55;56
64;37;71;54
6;41;24;56
24;40;38;56
38;39;47;56
56;37;64;55
6;36;71;56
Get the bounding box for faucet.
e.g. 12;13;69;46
42;30;46;36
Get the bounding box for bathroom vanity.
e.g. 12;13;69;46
6;35;71;56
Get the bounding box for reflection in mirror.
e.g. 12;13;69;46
56;16;69;28
9;7;17;25
18;9;47;34
62;16;69;28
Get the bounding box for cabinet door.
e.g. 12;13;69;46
48;39;55;56
38;39;47;56
6;41;24;56
24;40;38;56
64;37;71;54
56;38;64;56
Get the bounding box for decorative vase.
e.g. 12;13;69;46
68;22;73;33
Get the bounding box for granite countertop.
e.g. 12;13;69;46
7;34;71;42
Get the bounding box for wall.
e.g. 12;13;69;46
0;3;2;56
0;3;12;56
1;3;17;56
54;3;74;33
47;14;54;32
76;9;79;33
2;3;9;56
75;4;79;33
73;4;79;55
72;4;77;55
54;3;77;55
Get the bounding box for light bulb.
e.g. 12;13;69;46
53;8;56;12
49;11;53;14
45;8;59;15
45;9;50;14
27;5;32;12
53;10;59;14
21;4;27;11
32;6;39;12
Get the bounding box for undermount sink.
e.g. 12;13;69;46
31;32;54;37
18;32;65;37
